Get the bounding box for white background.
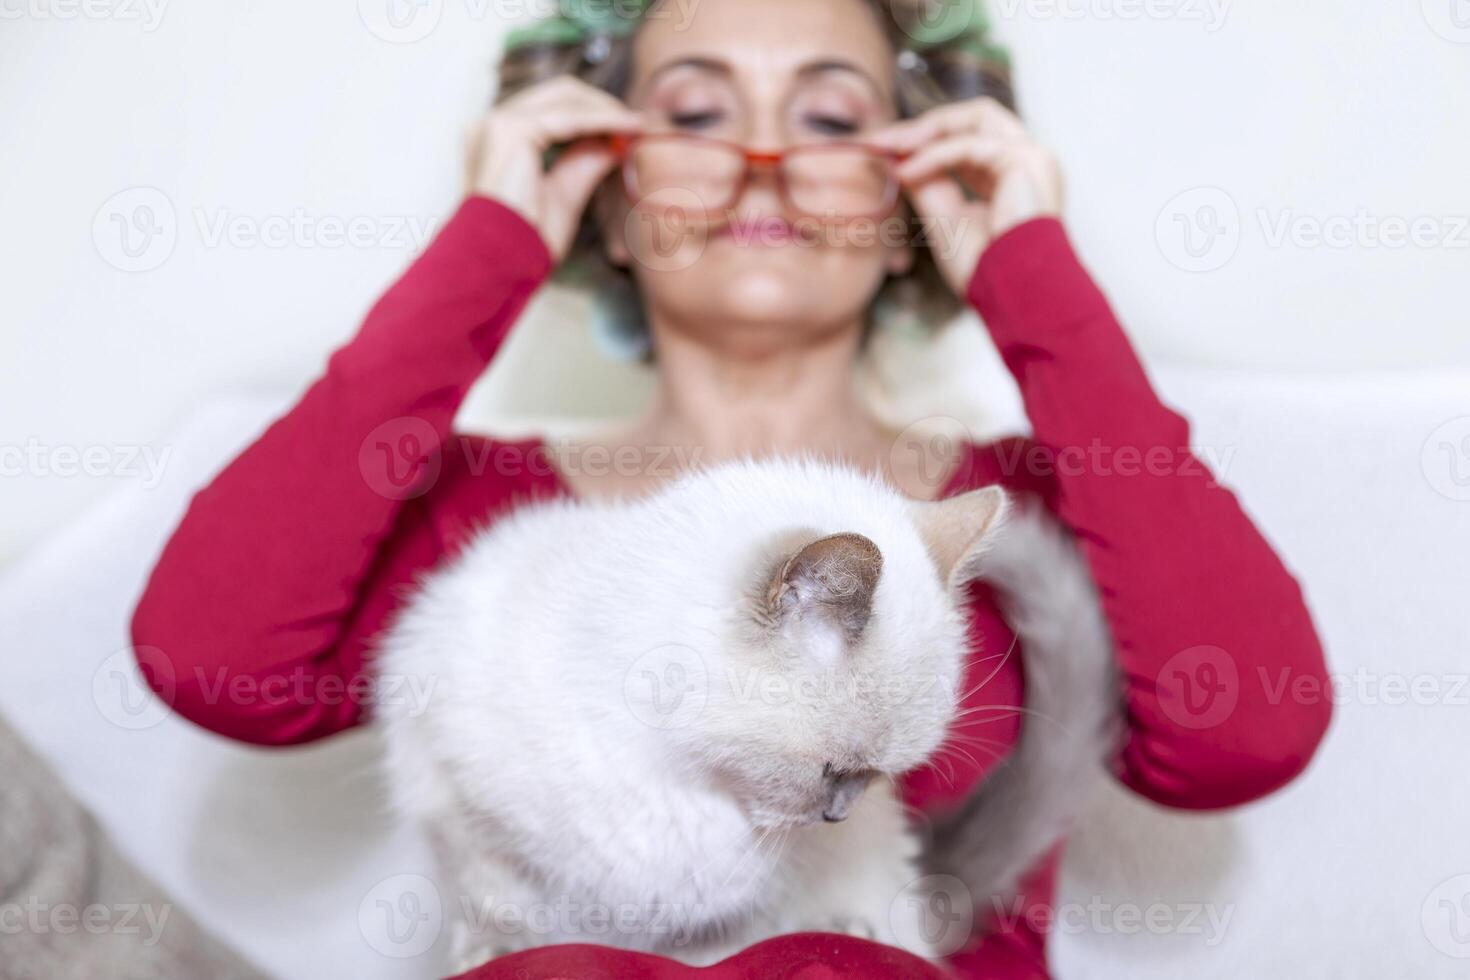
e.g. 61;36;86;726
2;4;1470;978
2;1;1468;564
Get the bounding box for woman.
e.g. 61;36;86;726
131;0;1331;976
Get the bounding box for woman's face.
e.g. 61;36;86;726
606;0;912;356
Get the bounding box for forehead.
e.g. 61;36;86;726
630;0;896;100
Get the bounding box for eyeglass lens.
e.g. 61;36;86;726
626;137;893;218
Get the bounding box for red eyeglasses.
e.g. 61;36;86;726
606;132;905;221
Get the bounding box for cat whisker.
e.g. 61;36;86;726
952;634;1023;704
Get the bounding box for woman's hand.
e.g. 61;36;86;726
466;76;643;261
869;97;1064;294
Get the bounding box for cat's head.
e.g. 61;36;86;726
665;476;1009;830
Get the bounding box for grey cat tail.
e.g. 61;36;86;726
926;503;1124;913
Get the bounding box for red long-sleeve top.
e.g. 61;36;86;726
130;197;1331;979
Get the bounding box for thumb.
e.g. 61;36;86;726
903;171;967;225
547;141;622;215
904;176;987;295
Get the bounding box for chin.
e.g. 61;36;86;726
639;247;886;350
722;277;808;323
687;270;854;333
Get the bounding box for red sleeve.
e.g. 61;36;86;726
130;196;552;745
448;934;950;980
965;218;1332;809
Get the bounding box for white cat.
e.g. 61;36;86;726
373;458;1117;970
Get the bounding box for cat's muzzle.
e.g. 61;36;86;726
821;768;878;822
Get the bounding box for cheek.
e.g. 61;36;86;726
608;199;711;274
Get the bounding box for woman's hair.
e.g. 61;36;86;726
497;0;1013;356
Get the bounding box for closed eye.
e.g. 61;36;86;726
670;110;725;130
801;113;860;137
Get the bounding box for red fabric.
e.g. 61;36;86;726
130;196;1332;977
451;934;951;980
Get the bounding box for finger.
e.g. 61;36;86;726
904;176;986;289
866;116;941;154
966;97;1027;138
521;106;644;149
505;76;641;128
870;115;984;155
894;135;1011;184
547;139;623;206
919;97;1027;140
527;90;639;121
504;74;612;108
869;97;1026;152
904;170;970;222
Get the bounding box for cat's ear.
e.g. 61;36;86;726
911;486;1010;592
766;532;884;640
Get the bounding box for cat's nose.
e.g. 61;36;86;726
822;768;878;822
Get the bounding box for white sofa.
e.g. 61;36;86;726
3;363;1467;979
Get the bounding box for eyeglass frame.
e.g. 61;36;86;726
605;132;909;222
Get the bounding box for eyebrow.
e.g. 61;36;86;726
641;55;889;101
798;59;888;100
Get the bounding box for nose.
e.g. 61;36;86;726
733;118;787;211
822;768;878;823
736;147;784;210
